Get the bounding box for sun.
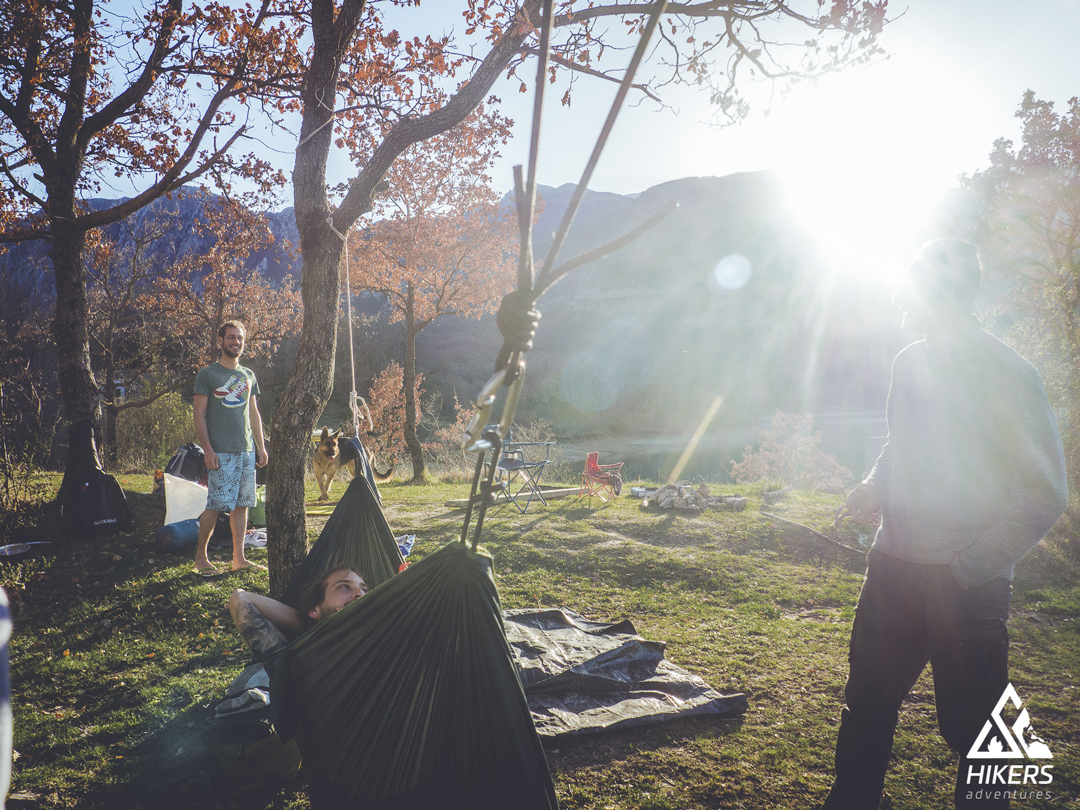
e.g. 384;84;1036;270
777;159;920;288
759;47;976;294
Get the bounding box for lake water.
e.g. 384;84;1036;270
558;411;888;484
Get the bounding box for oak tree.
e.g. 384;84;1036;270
346;107;517;483
0;0;297;428
963;91;1080;481
84;208;190;465
266;0;890;593
145;197;303;366
365;359;424;466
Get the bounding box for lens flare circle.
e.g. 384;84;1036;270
710;253;753;292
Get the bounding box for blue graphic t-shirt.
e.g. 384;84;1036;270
194;362;261;453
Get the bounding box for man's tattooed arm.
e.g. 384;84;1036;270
228;589;305;660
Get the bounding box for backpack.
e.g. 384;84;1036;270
57;420;132;534
164;443;206;482
70;469;132;534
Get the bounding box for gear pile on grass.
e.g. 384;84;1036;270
641;482;748;513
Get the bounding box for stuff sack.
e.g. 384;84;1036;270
66;467;132;534
155;518;200;553
164;443;205;483
248;486;267;527
57;420;132;535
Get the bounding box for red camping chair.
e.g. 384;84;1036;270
579;452;624;502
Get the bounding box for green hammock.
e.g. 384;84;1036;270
273;539;558;808
280;473;404;607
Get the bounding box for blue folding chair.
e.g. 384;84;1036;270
486;426;554;513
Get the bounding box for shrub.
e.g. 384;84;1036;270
424;401;568;486
425;394;478;482
730;410;852;494
0;451;54;543
114;391;196;472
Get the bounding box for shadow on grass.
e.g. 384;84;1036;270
78;698;307;810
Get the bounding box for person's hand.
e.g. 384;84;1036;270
256;447;268;468
204;449;220;471
846;481;881;525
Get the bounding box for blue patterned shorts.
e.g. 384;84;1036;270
207;451;257;512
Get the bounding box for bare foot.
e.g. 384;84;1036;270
232;561;267;572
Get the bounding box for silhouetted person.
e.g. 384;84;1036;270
823;239;1067;809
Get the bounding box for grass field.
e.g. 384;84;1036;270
3;472;1078;809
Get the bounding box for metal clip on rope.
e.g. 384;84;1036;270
459;350;525;551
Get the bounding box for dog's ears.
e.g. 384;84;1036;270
320;427;330;439
331;429;341;439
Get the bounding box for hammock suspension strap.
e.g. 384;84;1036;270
327;216;373;441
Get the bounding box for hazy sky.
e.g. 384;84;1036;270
91;1;1074;280
471;0;1080;276
497;1;1080;193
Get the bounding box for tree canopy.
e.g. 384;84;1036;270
963;91;1080;484
347;106;519;482
0;0;299;424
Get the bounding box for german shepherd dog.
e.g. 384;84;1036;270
313;427;393;501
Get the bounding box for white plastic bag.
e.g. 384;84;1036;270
164;472;207;525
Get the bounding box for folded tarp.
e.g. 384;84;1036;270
505;609;748;737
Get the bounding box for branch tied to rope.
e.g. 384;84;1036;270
457;0;673;551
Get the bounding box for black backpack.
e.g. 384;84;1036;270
164;443;206;482
57;420;132;534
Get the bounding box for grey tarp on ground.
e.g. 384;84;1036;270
212;608;748;746
506;608;748;737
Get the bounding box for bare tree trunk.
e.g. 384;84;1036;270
263;3;361;598
264;0;537;593
403;287;425;483
50;211;101;430
265;222;343;598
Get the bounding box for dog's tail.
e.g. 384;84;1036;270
373;465;394;482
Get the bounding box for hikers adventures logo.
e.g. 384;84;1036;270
965;683;1054;795
969;683;1053;760
214;375;250;408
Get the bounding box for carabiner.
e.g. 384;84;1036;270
461;364;524;454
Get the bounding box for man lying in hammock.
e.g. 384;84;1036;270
229;567;368;661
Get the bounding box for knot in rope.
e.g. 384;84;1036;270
494;289;541;383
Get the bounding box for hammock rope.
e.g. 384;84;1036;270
327;215;372;442
458;0;672;555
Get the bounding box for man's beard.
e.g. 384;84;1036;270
222;345;241;359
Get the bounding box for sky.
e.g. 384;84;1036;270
468;0;1080;278
96;1;1078;282
496;1;1080;194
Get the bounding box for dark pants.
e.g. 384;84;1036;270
822;550;1011;809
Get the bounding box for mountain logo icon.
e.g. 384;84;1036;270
968;683;1053;760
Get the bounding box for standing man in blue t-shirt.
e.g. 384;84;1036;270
193;320;268;575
